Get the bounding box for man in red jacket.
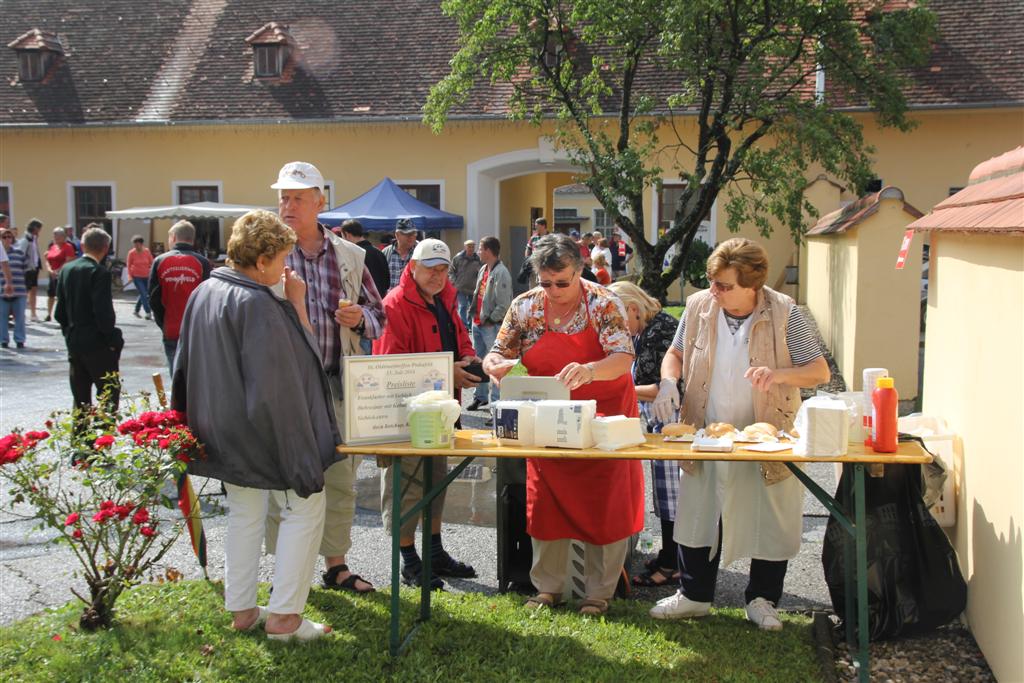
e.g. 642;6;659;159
148;221;211;371
374;238;482;589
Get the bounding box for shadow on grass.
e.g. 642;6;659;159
0;580;819;683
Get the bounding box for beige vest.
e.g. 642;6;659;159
679;286;801;431
324;228;368;361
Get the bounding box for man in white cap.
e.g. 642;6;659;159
373;238;482;589
264;160;385;595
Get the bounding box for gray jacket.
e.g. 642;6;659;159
473;260;512;325
172;268;342;498
449;250;482;294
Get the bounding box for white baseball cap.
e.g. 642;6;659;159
271;161;325;190
411;238;451;267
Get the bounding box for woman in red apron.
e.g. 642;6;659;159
483;234;644;615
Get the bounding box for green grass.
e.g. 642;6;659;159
0;580;820;682
664;305;684;320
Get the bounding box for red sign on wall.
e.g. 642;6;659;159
895;229;915;269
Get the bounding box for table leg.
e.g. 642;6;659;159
390;457;403;657
854;464;869;683
420;458;433;622
842;463;856;649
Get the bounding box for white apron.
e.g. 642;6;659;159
674;311;804;565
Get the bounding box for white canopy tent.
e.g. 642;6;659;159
106;202;271;259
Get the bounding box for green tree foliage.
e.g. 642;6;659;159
425;0;935;301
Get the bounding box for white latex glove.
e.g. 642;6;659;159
651;378;680;424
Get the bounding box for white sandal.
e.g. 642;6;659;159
266;618;330;643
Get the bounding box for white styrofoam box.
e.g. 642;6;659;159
534;400;597;449
899;415;957;527
794;396;849;457
492;400;537;447
592;415;645;451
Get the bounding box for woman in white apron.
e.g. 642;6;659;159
648;238;830;630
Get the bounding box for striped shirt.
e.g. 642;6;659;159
286;228;384;373
671;303;821;366
0;245;28;297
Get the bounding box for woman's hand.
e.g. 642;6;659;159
483;352;518;386
744;365;777;392
283;267;306;307
556;362;595;391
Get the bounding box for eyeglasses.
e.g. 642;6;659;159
539;271;578;289
707;276;736;292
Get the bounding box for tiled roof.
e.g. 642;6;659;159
910;146;1024;235
807;186;923;236
1;0;1021;126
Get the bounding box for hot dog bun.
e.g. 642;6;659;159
704;422;736;438
662;422;697;437
742;422;780;442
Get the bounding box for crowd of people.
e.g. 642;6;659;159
1;161;829;641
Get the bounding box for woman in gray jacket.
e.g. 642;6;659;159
173;210;342;642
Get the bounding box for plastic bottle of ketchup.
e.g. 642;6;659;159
871;377;899;453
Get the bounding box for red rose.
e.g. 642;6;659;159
114;502;136;520
176;453;191;463
163;410;186;426
140;526;156;537
99;500;115;511
117;419;145;435
93;435;115;449
24;430;50;442
131;508;150;525
92;509;114;524
64;512;80;526
45;420;54;429
71;529;83;540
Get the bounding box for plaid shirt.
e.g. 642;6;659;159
383;243;414;293
286;227;384;372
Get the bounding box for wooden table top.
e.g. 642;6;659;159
340;430;932;464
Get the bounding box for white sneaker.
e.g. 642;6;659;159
649;590;711;620
745;597;783;631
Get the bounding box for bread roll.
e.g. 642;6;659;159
704;422;736;438
742;422;780;442
662;422;697;437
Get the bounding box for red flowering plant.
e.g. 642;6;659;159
0;395;207;630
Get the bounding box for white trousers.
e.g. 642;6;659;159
223;483;325;615
530;537;628;601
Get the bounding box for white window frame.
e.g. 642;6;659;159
0;182;13;227
650;179;717;246
172;180;223;253
67;180;117;241
593;208;612;229
393;179;446;210
322;180;335;209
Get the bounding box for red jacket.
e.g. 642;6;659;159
374;263;475;362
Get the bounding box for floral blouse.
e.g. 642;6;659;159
632;310;679;387
492;279;634;361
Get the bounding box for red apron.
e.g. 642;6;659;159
521;299;645;545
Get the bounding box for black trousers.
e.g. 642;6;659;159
69;346;121;421
678;519;788;605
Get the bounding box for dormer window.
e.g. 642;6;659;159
7;29;63;83
245;23;293;79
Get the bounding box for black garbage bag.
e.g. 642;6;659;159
516;259;533;285
822;463;967;641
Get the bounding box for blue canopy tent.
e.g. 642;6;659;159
318;177;464;231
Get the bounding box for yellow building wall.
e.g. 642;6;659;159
921;232;1024;683
851;201;923;396
805;231;859;385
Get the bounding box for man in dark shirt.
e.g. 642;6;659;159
54;226;123;428
149;220;212;371
338;219;389;354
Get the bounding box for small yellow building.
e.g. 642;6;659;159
910;146;1024;683
804;187;925;399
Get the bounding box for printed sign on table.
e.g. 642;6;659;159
341;352;454;446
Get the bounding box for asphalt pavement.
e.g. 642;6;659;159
0;289;837;626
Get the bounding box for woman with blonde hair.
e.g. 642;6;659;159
608;281;681;587
591;252;612;285
173;210;342;642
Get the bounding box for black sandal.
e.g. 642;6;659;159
322;564;375;593
433;553;477;578
632;567;679;587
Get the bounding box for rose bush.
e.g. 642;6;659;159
0;397;206;629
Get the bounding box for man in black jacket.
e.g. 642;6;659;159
54;226;123;423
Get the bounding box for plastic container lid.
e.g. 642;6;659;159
876;377;895;389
